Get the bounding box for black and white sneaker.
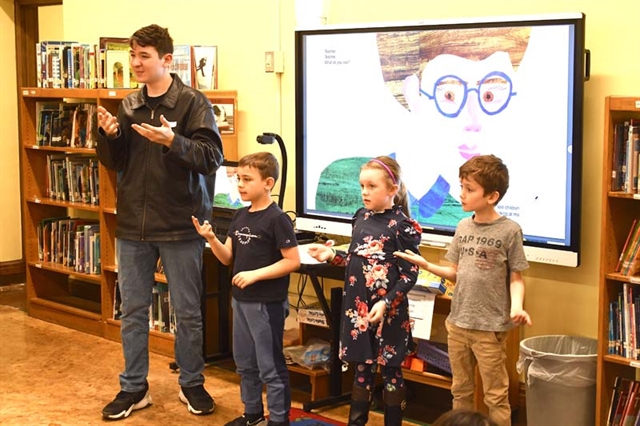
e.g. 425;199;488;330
102;382;152;420
179;384;215;415
224;414;267;426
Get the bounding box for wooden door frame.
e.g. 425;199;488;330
14;0;62;89
9;0;61;280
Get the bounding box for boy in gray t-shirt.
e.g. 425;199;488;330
395;154;530;426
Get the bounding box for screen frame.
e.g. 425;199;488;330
294;12;586;267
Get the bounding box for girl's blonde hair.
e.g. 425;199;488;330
361;155;410;217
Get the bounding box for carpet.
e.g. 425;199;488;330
289;407;346;425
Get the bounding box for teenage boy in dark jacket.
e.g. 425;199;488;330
96;24;223;421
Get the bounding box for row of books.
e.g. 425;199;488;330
609;283;640;359
607;376;640;426
37;217;100;275
611;119;640;194
617;220;640;277
46;154;99;205
36;102;98;148
37;39;218;90
113;280;176;334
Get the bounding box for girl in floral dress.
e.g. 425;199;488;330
307;156;422;426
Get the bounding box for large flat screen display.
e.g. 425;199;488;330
295;13;586;267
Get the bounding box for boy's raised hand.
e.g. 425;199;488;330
191;216;216;240
307;243;334;262
393;249;428;269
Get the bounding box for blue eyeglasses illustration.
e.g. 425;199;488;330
419;71;516;118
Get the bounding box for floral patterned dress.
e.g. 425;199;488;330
330;206;422;366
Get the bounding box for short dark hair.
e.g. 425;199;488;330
432;409;498;426
459;154;509;204
239;152;280;183
130;24;174;56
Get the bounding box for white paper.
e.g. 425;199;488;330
408;290;436;340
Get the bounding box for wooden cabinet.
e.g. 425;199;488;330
595;96;640;426
19;87;237;358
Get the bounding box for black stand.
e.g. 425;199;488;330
202;247;232;363
298;263;351;412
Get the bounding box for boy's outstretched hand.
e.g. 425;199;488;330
393;249;428;269
191;216;216;240
307;241;334;262
511;308;532;326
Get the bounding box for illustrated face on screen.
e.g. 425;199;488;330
375;27;531;220
403;51;518;201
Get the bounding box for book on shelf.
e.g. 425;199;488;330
626;119;640;194
212;102;234;134
618;220;640;277
613;284;640;359
149;282;174;334
611;377;632;426
39;40;72;88
617;220;638;272
105;49;130;89
612;122;627;191
623;243;640;277
414;268;448;294
36;102;60;146
191;45;217;90
37;216;69;262
83;224;100;274
36;41;98;89
70;103;97;149
113;279;122;320
610;300;621;355
622;381;640;426
170;44;192;87
616;220;640;276
99;37;142;89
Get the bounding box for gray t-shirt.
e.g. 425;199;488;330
445;215;529;332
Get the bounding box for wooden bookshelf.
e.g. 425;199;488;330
596;96;640;426
19;87;237;357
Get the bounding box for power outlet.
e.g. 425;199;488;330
265;51;274;73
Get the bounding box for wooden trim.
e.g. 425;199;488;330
14;3;38;88
15;0;61;7
0;260;25;276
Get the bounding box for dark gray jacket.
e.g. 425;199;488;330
96;74;223;241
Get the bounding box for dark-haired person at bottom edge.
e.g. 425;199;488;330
395;155;532;426
96;24;223;420
193;152;301;426
432;408;498;426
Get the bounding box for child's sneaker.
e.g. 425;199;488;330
102;382;152;420
178;384;215;415
224;413;267;426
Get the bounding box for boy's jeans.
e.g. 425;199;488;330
232;298;290;422
117;238;206;391
446;320;510;426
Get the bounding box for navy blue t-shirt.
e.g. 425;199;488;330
228;202;297;303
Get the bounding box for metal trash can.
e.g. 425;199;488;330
517;335;597;426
